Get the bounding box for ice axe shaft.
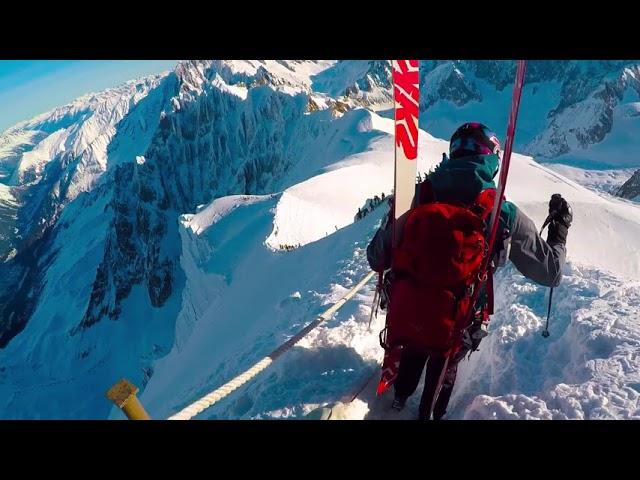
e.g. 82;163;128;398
368;272;383;331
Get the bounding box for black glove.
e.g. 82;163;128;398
546;194;573;246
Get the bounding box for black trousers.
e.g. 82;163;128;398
394;346;466;420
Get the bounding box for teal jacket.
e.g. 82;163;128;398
427;153;516;234
367;153;565;288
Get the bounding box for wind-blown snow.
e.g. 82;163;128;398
454;264;640;420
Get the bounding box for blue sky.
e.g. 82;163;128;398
0;60;178;132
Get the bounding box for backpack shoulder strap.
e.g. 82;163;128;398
471;188;497;220
416;178;436;205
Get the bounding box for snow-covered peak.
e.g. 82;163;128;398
212;60;336;89
8;73;168;135
420;62;482;110
311;60;393;107
525;64;640;164
3;73;168;190
172;60;337;104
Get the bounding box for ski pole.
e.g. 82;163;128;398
368;287;380;331
540;216;554;338
542;287;553;338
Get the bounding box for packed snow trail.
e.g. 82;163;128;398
167;270;376;420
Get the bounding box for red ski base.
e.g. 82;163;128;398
376;346;402;396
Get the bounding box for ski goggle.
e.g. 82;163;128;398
488;132;502;159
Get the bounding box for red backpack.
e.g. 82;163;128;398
384;184;496;356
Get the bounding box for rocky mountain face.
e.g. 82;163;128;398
616;169;640;200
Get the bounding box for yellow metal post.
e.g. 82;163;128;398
106;379;151;420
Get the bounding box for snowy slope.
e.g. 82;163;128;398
132;109;640;420
545;164;636;195
0;72;171;267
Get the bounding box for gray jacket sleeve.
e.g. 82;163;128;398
367;188;421;273
508;207;566;287
367;209;393;273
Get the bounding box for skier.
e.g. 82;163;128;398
367;122;572;420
